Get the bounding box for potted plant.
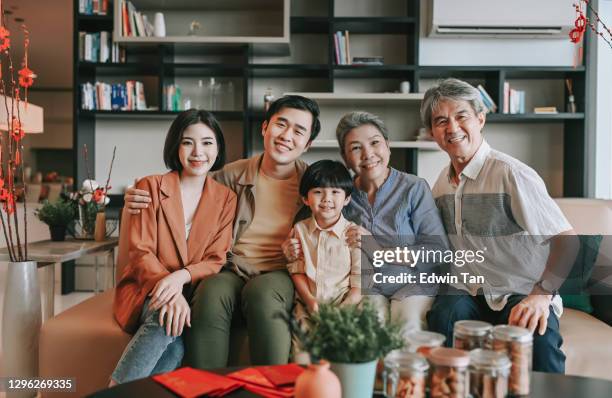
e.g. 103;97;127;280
294;302;405;398
35;199;76;241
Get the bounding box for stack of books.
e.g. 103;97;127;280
78;31;125;63
476;85;497;113
334;31;351;65
78;0;108;15
503;82;526;114
121;0;155;37
81;81;148;111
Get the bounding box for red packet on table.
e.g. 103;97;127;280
153;367;242;398
228;367;275;388
243;384;294;398
258;364;304;386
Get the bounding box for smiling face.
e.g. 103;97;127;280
178;122;219;177
342;124;391;185
430;99;485;168
303;187;350;229
262;107;313;166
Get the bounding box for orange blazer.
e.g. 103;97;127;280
114;171;237;333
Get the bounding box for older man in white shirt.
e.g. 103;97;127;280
422;78;579;373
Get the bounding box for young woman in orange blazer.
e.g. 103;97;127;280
110;109;236;385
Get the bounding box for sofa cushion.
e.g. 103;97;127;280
560;308;612;381
559;234;603;313
39;290;131;397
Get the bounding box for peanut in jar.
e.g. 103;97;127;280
382;351;429;398
491;325;533;396
428;347;470;398
453;320;492;351
468;348;511;398
405;330;446;356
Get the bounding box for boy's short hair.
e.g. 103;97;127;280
299;160;353;197
265;95;321;142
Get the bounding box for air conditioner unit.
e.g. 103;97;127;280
428;0;575;39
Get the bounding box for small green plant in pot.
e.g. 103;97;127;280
294;302;405;398
35;200;76;241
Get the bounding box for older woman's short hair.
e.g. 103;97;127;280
420;78;486;130
335;111;389;151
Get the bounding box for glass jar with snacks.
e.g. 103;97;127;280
405;330;446;356
491;325;532;396
453;320;492;350
428;347;470;398
382;351;429;398
469;348;511;398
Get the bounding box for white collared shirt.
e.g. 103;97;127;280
287;214;361;303
432;140;572;316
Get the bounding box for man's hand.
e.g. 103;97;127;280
158;294;191;337
345;225;371;249
508;294;552;335
282;228;302;262
124;178;152;215
149;269;191;311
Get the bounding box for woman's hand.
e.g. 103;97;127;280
158;294;191;337
124;178;152;215
345;225;371;249
149;269;191;311
282;228;302;262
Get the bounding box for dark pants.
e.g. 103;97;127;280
426;288;565;373
183;269;294;369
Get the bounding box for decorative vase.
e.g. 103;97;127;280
49;225;66;241
154;12;166;37
330;359;378;398
2;261;41;398
94;211;106;241
295;360;341;398
77;203;97;239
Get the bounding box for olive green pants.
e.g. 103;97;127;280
183;269;294;369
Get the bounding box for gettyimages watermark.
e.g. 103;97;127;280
359;234;612;298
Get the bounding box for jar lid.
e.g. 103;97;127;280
384;351;429;373
469;349;511;372
405;330;446;351
428;347;470;367
492;325;533;343
454;320;493;337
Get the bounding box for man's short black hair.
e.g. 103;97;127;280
265;95;321;142
163;109;226;172
299;160;353;197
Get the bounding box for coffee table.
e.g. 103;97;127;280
87;370;612;397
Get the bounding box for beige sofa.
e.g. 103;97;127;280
39;199;612;397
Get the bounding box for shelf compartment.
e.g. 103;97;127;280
333;65;415;78
249;64;329;78
291;17;329;34
332;17;415;34
80;110;245;120
78;62;160;75
166;63;246;77
486;113;584;123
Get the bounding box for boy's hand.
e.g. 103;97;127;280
158;295;191;337
345;225;371;249
125;178;152;214
282;228;302;262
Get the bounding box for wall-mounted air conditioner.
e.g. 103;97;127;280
428;0;575;39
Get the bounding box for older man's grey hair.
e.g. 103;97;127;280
335;111;389;151
420;78;486;130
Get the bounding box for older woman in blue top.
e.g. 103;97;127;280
285;111;448;333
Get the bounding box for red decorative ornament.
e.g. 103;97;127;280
3;193;15;214
0;178;4;189
14;149;20;165
575;14;587;31
0;26;10;51
10;118;24;142
18;66;35;88
569;28;583;43
0;188;7;201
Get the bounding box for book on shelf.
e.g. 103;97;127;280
81;81;148;111
120;0;155;37
79;31;126;63
503;82;526;114
79;0;108;16
333;31;352;65
352;56;384;66
476;84;497;113
534;106;559;114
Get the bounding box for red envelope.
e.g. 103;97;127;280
258;364;304;386
153;367;242;398
243;383;294;398
228;367;275;388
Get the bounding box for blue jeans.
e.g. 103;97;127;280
426;288;566;373
111;298;184;383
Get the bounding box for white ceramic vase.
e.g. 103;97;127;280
2;261;41;398
154;12;166;37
